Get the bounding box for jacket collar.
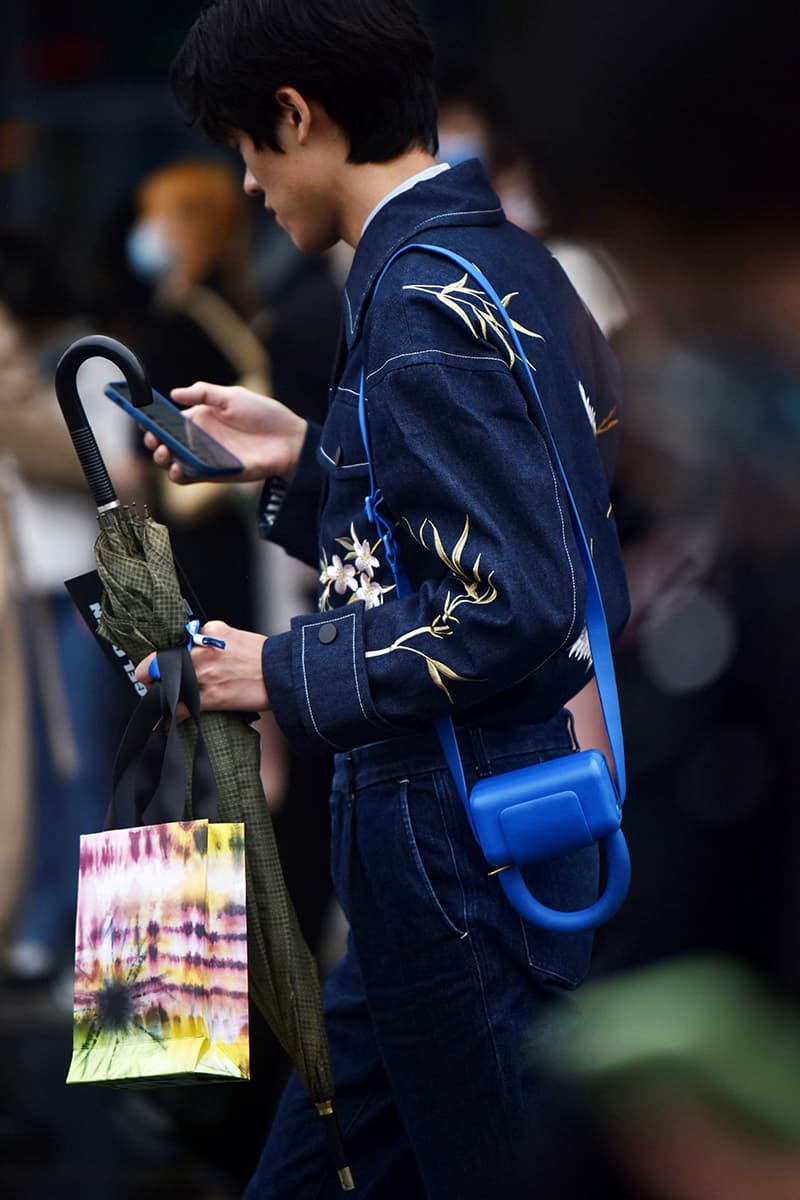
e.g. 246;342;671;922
342;159;505;349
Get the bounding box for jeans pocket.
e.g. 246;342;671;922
397;777;468;940
516;848;599;988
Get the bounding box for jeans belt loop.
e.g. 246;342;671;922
466;727;493;778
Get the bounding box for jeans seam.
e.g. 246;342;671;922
434;769;508;1092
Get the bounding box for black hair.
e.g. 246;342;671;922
170;0;439;163
496;0;800;240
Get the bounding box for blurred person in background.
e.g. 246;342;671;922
436;70;634;342
498;1;800;1195
124;157;294;821
0;228;139;989
125;158;268;630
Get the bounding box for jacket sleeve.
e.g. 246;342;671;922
262;352;591;754
257;420;324;568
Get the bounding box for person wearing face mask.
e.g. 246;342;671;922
125;159;269;631
126;215;177;283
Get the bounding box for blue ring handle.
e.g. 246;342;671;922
498;829;631;933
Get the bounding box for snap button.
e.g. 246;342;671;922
318;622;337;645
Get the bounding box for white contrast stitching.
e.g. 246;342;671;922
319;443;368;470
414;207;503;225
301;624;344;750
302;612;392;738
366;348;502;380
345;611;393;728
347;213;504;339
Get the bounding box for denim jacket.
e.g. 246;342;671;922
260;161;630;755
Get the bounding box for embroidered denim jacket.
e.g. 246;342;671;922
260;161;630;754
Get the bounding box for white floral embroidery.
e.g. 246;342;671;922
354;572;392;609
326;554;358;595
348;527;380;574
319;526;393;611
568;624;592;667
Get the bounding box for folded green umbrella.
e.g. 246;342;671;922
55;335;352;1190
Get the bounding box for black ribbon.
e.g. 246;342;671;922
108;646;218;830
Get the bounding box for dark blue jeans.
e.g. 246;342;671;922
245;713;598;1198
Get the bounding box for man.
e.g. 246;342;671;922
138;2;629;1195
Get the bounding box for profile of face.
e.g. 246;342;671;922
234;89;348;254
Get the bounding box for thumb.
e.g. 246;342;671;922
170;381;229;410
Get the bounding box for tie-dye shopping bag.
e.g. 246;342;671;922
67;819;249;1086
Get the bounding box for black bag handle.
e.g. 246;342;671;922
108;646;218;829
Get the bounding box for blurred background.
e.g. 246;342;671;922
2;1;799;1197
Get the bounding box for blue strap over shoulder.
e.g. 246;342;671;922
357;242;629;931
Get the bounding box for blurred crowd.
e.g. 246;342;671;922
2;1;799;1197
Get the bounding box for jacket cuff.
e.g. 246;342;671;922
262;605;394;755
257;422;323;566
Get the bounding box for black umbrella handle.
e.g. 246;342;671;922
55;333;152;509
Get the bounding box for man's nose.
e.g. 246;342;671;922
243;168;261;196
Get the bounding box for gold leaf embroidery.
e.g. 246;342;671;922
403;276;544;370
365;516;498;701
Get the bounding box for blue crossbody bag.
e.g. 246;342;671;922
357;243;630;933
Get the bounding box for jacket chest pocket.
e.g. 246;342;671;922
318;388;371;481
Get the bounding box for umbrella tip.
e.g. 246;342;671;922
315;1099;355;1191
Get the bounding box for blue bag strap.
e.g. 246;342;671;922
357;242;626;818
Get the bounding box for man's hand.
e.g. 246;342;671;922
143;382;308;484
135;621;270;713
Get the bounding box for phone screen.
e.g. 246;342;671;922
107;381;243;473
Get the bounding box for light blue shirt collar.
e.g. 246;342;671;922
360;163;451;236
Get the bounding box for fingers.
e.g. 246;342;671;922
192;622;270;712
133;624;269;714
170;381;232;410
135;652;157;687
200;619;230;640
168;460;188;483
142;431;188;482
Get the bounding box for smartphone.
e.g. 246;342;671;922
104;380;244;477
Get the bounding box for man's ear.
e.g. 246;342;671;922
274;87;312;146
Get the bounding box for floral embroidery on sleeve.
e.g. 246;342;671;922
365;515;499;702
319;523;395;611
